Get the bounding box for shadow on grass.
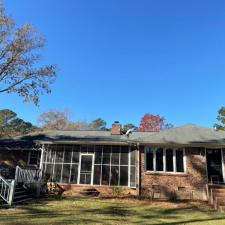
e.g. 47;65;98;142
0;196;225;225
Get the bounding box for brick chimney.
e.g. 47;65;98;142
111;121;121;135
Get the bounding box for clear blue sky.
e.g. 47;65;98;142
1;0;225;128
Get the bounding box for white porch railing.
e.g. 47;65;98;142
0;175;15;205
15;166;41;184
0;166;42;206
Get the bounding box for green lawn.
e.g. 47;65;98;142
1;196;225;225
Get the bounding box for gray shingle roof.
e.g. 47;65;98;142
1;124;225;149
138;124;225;145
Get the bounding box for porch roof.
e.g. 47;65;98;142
0;130;154;149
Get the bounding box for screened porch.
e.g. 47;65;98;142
41;144;137;188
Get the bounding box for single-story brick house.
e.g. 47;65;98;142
1;122;225;200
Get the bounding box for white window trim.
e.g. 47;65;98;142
144;147;186;174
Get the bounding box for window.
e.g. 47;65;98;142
166;149;173;172
145;147;185;173
28;151;40;166
146;148;154;171
176;149;184;172
155;148;163;171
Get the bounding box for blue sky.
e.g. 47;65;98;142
2;0;225;128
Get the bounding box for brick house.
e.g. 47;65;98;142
1;122;225;201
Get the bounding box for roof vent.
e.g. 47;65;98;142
126;129;132;137
213;125;218;131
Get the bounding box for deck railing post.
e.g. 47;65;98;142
15;166;19;183
36;182;41;198
8;180;15;206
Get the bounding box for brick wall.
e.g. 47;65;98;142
0;149;30;178
140;146;208;200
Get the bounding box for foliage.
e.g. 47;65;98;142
137;113;165;132
112;187;127;196
0;4;56;105
214;107;225;131
38;110;109;131
0;109;37;137
37;108;71;130
89;118;106;130
164;123;174;130
137;113;174;132
69;120;90;131
122;123;137;132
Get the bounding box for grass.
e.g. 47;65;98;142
0;196;225;225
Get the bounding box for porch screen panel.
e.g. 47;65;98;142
70;145;80;184
53;163;62;182
64;145;72;163
94;146;102;164
42;144;135;187
102;146;111;164
72;145;80;163
130;147;136;187
120;146;129;165
110;146;120;186
110;166;119;186
120;166;128;186
81;145;88;153
55;147;64;163
62;164;71;183
130;147;136;165
42;149;47;163
130;166;136;187
111;146;120;164
93;145;102;185
93;165;101;185
101;165;110;185
70;164;78;184
45;163;54;181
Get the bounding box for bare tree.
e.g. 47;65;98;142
0;4;56;105
89;118;107;130
38;109;71;130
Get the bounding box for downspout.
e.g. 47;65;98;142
39;144;44;171
36;143;44;198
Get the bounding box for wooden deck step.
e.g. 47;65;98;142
208;184;225;212
78;188;100;196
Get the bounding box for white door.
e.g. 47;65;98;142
79;154;94;185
